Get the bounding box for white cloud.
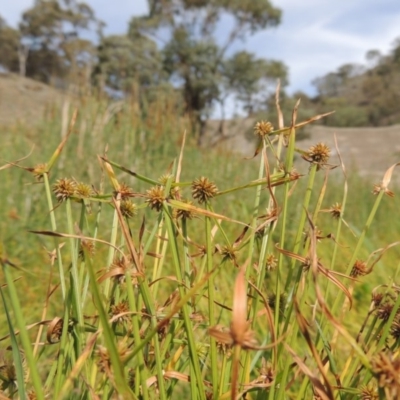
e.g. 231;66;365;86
248;0;400;95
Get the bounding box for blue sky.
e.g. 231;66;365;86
2;0;400;97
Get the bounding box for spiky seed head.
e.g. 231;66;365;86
289;169;301;180
371;292;384;307
169;186;180;199
116;183;134;199
351;260;368;277
175;199;194;220
307;143;330;165
390;316;400;340
33;163;47;180
268;292;286;314
158;173;175;186
75;182;92;198
0;350;17;388
329;202;342;219
219;245;237;263
47;317;63;344
146;186;165;211
209;324;233;354
110;301;130;325
128;368;136;389
109;257;133;284
96;339;130;376
372;183;394;198
120;200;137;218
191;177;218;204
257;358;275;385
371;352;400;397
265;254;278;271
79;239;95;259
254;121;274;137
53;178;76;202
96;346;111;375
359;384;378;400
376;301;394;322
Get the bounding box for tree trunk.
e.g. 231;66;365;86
18;44;29;77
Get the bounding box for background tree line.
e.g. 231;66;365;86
1;0;399;135
0;0;287;139
264;41;400;129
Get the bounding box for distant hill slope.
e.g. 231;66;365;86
0;72;66;126
1;73;399;183
204;118;400;183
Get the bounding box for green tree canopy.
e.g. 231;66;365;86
94;34;164;94
19;0;99;83
310;39;400;127
0;16;20;73
127;0;286;137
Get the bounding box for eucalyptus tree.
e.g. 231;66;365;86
19;0;99;85
129;0;287;138
0;16;20;73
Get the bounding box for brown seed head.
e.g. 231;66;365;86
75;182;93;198
191;177;218;204
80;239;95;258
359;384;378;400
351;260;368;278
256;358;275;385
96;345;111;375
265;253;278;271
254;120;274;137
116;182;134;199
0;350;17;388
120;199;137;218
390;315;400;340
373;183;394;198
329;202;342;219
158;173;175;186
175;199;194;220
109;257;133;284
372;292;385;308
371;352;400;398
33;163;47;180
307;143;330;165
376;301;394;322
110;301;130;325
146;186;165;211
268;292;286;314
219;245;237;264
53;178;76;202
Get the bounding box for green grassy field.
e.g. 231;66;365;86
1;95;400;399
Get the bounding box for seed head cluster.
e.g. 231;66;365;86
120;199;137;218
254;120;274;137
116;182;134;199
371;352;400;398
33;163;47;180
307;143;330;165
191;177;218;204
329;202;342;219
175;199;194;220
53;178;77;202
351;260;368;278
146;185;165;211
75;182;93;198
